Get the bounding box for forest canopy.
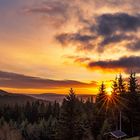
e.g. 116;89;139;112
0;72;140;140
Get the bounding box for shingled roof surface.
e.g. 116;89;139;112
110;130;127;139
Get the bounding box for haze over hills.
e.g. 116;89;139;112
30;93;66;103
0;89;96;104
30;93;96;103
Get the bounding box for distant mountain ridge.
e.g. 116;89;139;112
0;89;9;95
0;89;47;105
0;89;96;104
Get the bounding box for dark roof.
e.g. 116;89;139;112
110;130;127;139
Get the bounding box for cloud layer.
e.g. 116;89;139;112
87;56;140;73
22;0;140;74
0;71;97;89
0;0;140;94
56;13;140;52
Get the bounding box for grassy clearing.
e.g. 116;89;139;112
125;136;140;140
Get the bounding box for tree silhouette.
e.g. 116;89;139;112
112;76;118;95
128;72;138;94
96;82;107;111
57;88;85;140
118;74;126;94
0;74;140;139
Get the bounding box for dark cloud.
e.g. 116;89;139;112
0;71;97;89
88;56;140;73
56;33;96;51
98;34;135;52
100;34;134;46
56;13;140;52
56;33;95;44
96;13;140;36
93;13;140;52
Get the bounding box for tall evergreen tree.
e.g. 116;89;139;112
112;77;118;95
125;72;140;136
95;82;107;137
118;74;126;94
128;72;138;94
110;77;120;129
56;88;84;140
96;82;107;108
99;82;106;95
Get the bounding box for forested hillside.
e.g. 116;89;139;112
0;72;140;140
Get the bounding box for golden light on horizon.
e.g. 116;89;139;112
0;0;139;94
106;87;112;96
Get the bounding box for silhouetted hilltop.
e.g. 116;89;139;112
0;90;48;105
0;89;9;95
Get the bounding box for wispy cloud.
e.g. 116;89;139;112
25;0;69;26
63;55;91;63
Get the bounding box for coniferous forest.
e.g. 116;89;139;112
0;72;140;140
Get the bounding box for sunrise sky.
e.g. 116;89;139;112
0;0;140;94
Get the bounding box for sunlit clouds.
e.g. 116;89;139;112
0;0;140;93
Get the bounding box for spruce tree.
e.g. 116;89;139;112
96;82;107;136
127;72;140;136
128;72;138;94
112;77;118;95
99;82;106;95
118;74;126;94
110;77;120;129
57;88;84;140
96;82;107;107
